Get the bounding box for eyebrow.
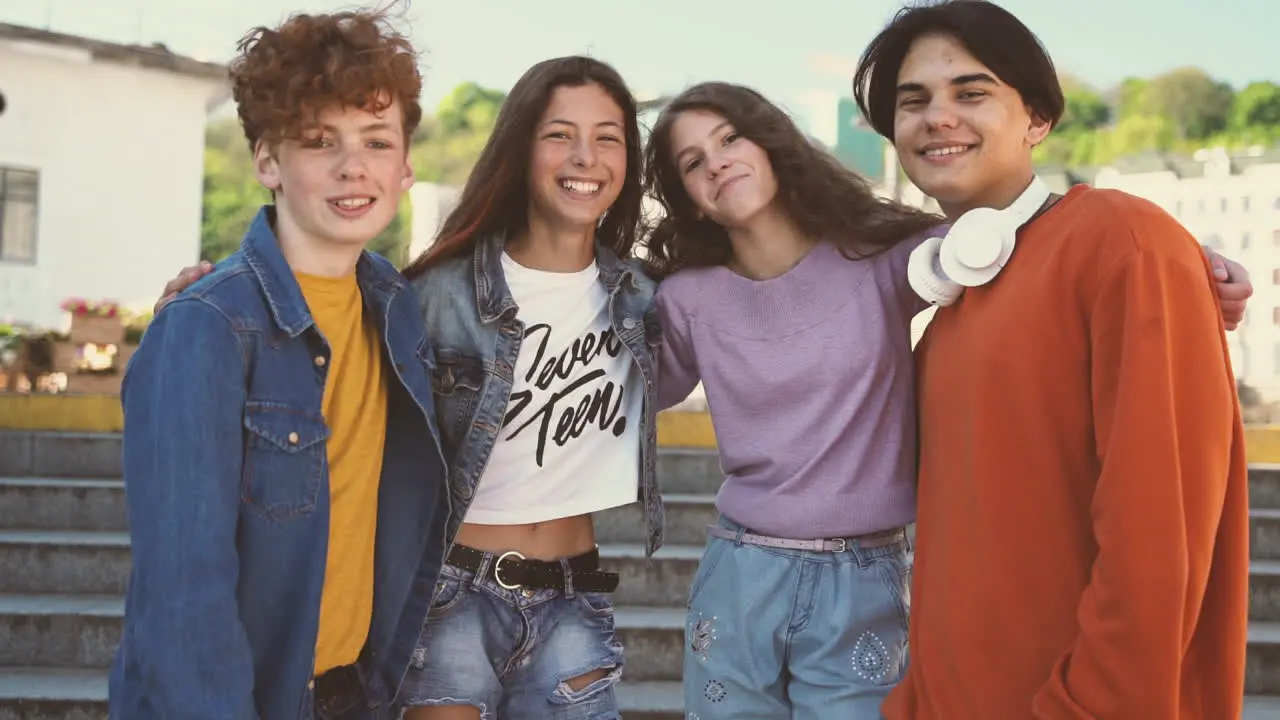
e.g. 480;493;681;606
675;120;731;163
544;118;625;131
896;72;1000;94
306;122;399;135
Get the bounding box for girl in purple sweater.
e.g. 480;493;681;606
642;81;1249;719
644;81;940;719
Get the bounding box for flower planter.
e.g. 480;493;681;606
68;314;124;346
52;340;138;396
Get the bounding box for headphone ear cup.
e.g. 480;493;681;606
939;207;1018;287
908;235;963;307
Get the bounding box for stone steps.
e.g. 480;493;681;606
9;529;1280;623
0;595;1278;716
3;670;1279;720
0;668;688;720
3;429;1280;717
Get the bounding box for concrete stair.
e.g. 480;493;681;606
1;432;1278;718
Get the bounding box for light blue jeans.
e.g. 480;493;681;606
398;561;624;719
683;515;912;719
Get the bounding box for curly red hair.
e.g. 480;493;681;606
229;6;423;151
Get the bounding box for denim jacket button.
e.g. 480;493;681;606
313;355;326;367
288;432;299;445
622;317;637;330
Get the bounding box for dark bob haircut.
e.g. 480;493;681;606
852;0;1065;141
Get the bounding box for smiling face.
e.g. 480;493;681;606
668;109;779;230
525;82;627;235
892;33;1051;219
255;96;413;249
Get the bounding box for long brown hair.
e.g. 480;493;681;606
642;82;941;279
402;56;644;280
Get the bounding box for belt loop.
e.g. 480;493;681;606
472;552;492;590
733;526;746;547
560;557;575;599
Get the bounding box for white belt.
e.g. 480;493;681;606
705;524;905;553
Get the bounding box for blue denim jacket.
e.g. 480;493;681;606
110;207;451;720
411;231;665;557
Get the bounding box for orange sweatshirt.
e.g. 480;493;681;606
882;185;1250;719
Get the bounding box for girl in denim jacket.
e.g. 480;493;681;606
395;56;663;720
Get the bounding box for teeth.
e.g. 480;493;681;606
561;180;600;195
924;146;970;157
335;198;372;208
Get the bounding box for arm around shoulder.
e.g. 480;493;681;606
1030;218;1248;717
120;298;260;719
654;283;702;410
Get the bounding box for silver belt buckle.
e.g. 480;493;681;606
493;550;526;590
830;537;848;553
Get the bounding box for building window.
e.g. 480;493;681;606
1243;233;1252;250
1221;197;1229;213
1272;269;1280;286
0;167;38;263
1243;196;1251;212
1274;228;1280;246
1175;200;1184;216
1273;307;1280;324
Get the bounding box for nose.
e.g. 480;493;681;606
923;99;960;131
570;135;598;168
335;148;370;180
705;149;732;177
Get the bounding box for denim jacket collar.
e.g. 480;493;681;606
241;206;407;338
473;230;638;324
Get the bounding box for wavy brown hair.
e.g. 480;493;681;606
642;82;941;279
229;2;423;151
401;56;644;280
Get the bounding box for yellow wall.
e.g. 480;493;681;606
4;396;1279;465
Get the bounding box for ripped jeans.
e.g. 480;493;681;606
397;560;624;719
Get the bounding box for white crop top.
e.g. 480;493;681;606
463;252;642;524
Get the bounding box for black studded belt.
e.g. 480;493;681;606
446;544;619;593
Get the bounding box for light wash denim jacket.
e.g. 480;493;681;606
411;231;666;557
110;207;452;719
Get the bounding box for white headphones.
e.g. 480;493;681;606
907;176;1052;306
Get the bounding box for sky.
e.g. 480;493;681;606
2;0;1276;145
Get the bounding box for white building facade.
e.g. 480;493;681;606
0;23;227;330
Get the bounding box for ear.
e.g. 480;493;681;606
1025;111;1052;149
399;156;415;192
253;140;282;192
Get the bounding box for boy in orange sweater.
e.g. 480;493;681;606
853;1;1252;718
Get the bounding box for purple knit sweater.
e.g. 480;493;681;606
655;235;934;539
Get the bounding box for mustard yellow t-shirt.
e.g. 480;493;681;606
296;271;388;676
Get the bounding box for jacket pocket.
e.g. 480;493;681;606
428;349;486;450
242;401;329;521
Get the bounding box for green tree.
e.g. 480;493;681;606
411;83;506;185
1057;87;1110;135
1231;81;1280;129
1114;77;1150;119
435;82;507;134
201;118;267;262
1105;113;1177;159
1140;67;1235;140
